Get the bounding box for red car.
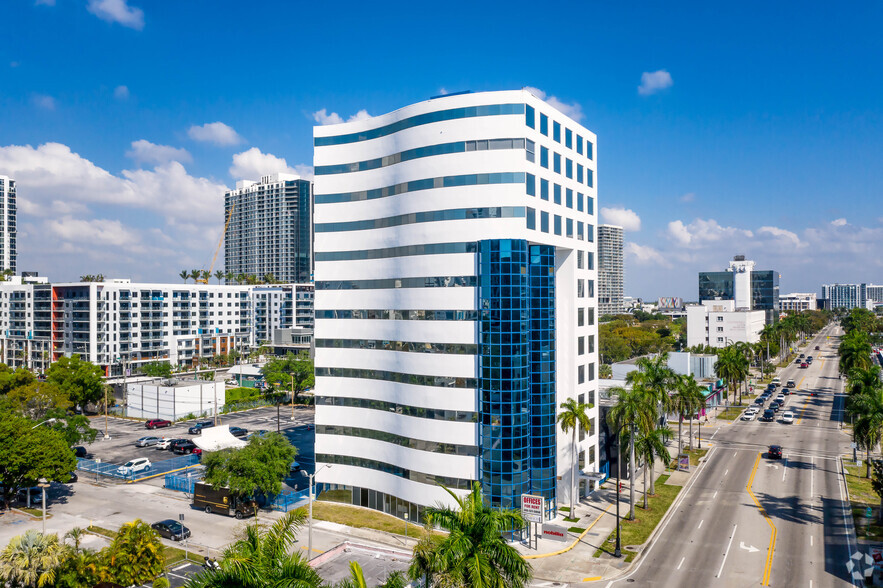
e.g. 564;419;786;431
800;362;808;369
146;419;172;429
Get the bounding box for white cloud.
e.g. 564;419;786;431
32;94;56;110
523;87;584;121
312;108;373;126
0;141;227;281
638;70;673;96
126;140;192;166
114;85;130;100
756;226;805;248
600;207;642;231
187;122;243;146
666;218;752;247
626;243;672;268
831;218;847;227
229;147;299;180
679;192;695;203
86;0;144;30
438;88;449;96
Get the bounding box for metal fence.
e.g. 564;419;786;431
77;453;200;482
164;468;205;494
262;486;311;512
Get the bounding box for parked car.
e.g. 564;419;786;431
786;379;796;388
146;419;172;430
117;458;151;475
768;445;783;459
781;412;795;424
155;438;178;450
172;440;198;454
68;471;78;483
151;519;191;541
136;436;161;447
73;446;88;458
17;487;43;504
229;426;248;438
188;421;214;435
245;430;269;441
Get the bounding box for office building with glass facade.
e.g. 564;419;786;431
698;256;779;323
224;173;312;284
313;90;600;520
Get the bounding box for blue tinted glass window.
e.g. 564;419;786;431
553;121;561;143
587;224;594;242
566;218;573;238
586;168;594;187
553;153;561;173
526;173;536;196
540;179;549;200
565;158;573;179
540;113;548;136
577;222;584;240
540;211;549;233
586;196;594;214
526;139;535;162
577;164;584;183
566;189;573;209
553;184;561;205
554;215;562;235
565;129;572;148
576;135;583;154
577;192;584;212
586;141;594;160
527;207;536;230
525;105;535;129
540;147;549;168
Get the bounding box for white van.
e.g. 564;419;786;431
117;457;151;475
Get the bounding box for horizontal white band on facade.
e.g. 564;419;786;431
315;462;469;509
315;252;476;282
315;405;477;446
315;376;478;412
314;287;477;311
317;347;475;380
314;317;476;343
316;434;477;480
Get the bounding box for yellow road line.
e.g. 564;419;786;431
582;576;602;582
523;504;614;559
747;452;777;585
128;463;202;483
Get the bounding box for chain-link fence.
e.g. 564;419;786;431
77;454;200;482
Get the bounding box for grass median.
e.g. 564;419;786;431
716;406;746;420
670;448;709;468
593;474;683;563
842;459;883;540
311;500;426;537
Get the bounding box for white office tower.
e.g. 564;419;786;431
313;90;600;521
0;175;16;274
598;224;624;316
728;256;755;309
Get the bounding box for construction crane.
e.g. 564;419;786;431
198;203;235;284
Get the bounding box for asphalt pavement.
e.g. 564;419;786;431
603;324;857;587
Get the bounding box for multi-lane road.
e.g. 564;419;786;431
610;324;857;587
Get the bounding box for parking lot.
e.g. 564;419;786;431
80;405;315;482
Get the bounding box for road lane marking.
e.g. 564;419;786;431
782;458;788;482
747;452;777;586
810;457;814;501
698;519;704;529
725;469;729;476
712;491;717;499
677;557;685;570
582;577;601;582
717;524;737;578
810;535;813;547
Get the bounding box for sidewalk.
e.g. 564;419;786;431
516;416;727;584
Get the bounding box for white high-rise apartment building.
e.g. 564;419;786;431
598;224;623;316
313;89;600;520
0;175;17;274
0;278;313;375
225;173;313;284
821;283;873;310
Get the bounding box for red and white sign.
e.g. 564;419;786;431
542;524;568;542
521;494;544;523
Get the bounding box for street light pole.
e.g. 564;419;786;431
291;373;295;421
38;478;50;534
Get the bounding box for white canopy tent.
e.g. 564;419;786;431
192;425;247;451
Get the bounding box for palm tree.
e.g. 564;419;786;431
670;377;694;456
0;530;65;588
179;270;189;283
236;273;246;285
632;424;672;507
225;271;234;284
848;385;883;478
408;482;532;588
190;269;201;284
607;385;655;520
840;331;873;375
557;398;593;515
678;374;707;450
629;353;675;416
104;519;164;586
64;527;86;553
184;510;322;588
847;366;883;397
262;273;275;284
214;270;224;284
715;346;740;406
335;561;407;588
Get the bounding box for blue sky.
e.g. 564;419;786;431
1;0;881;298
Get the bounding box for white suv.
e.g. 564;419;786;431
117;458;151;475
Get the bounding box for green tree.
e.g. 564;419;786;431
214;270;225;284
715;347;741;406
179;270;190;283
841;307;879;335
46;354;105;409
0;530;65;587
871;460;883;524
0;363;37;394
56;549;103;588
670;378;693;457
184;510;322;588
0;411;77;507
44;408;98;447
408;482;532;588
202;432;296;499
840;331;873;376
334;561;408;588
599;363;612;379
556;398;592;515
104;519;164;586
262;351;314;403
632;425;672;507
141;361;173;379
848;384;883;478
6;381;70;420
606;385;655;520
677;374;707;450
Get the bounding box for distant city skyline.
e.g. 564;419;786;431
0;1;880;296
